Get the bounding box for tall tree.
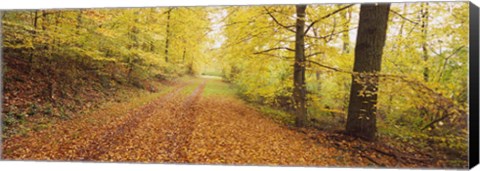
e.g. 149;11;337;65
345;3;390;141
340;6;351;54
420;3;429;82
164;8;172;63
293;5;307;127
29;10;39;64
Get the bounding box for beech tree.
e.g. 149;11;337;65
293;5;307;127
345;3;391;141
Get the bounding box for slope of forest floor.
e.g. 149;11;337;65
2;74;459;168
1;55;167;138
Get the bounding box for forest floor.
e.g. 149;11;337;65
2;77;446;168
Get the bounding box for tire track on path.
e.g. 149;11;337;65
89;79;205;162
79;82;188;161
165;80;206;163
2;81;187;160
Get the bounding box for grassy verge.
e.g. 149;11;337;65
202;78;237;97
251;104;295;125
200;78;295;125
178;77;205;95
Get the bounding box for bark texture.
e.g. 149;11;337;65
164;9;172;63
293;5;307;127
346;3;390;141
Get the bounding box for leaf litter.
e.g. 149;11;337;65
2;78;441;168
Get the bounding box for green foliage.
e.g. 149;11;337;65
27;103;39;116
256;105;295;125
202;79;237;97
3;113;18;127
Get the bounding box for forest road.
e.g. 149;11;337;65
2;77;364;166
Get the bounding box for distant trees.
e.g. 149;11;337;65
345;3;391;141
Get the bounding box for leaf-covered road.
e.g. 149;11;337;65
2;78;368;167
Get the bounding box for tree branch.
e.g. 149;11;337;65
252;52;293;60
263;7;296;33
253;47;295;54
306;27;357;41
306;60;350;73
162;8;175;15
438;45;465;80
306;51;324;58
390;10;419;25
421;114;450;131
222;31;266;48
304;4;355;34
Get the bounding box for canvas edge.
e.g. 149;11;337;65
469;1;479;169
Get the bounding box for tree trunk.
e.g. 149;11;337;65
76;10;83;30
164;9;172;63
398;3;407;37
29;10;39;65
48;12;61;100
421;3;429;82
150;41;155;52
345;3;390;141
293;5;307;127
182;47;186;63
341;7;351;54
127;11;141;84
76;10;84;48
312;23;322;92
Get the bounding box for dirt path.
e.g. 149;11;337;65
2;78;368;167
185;95;367;166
